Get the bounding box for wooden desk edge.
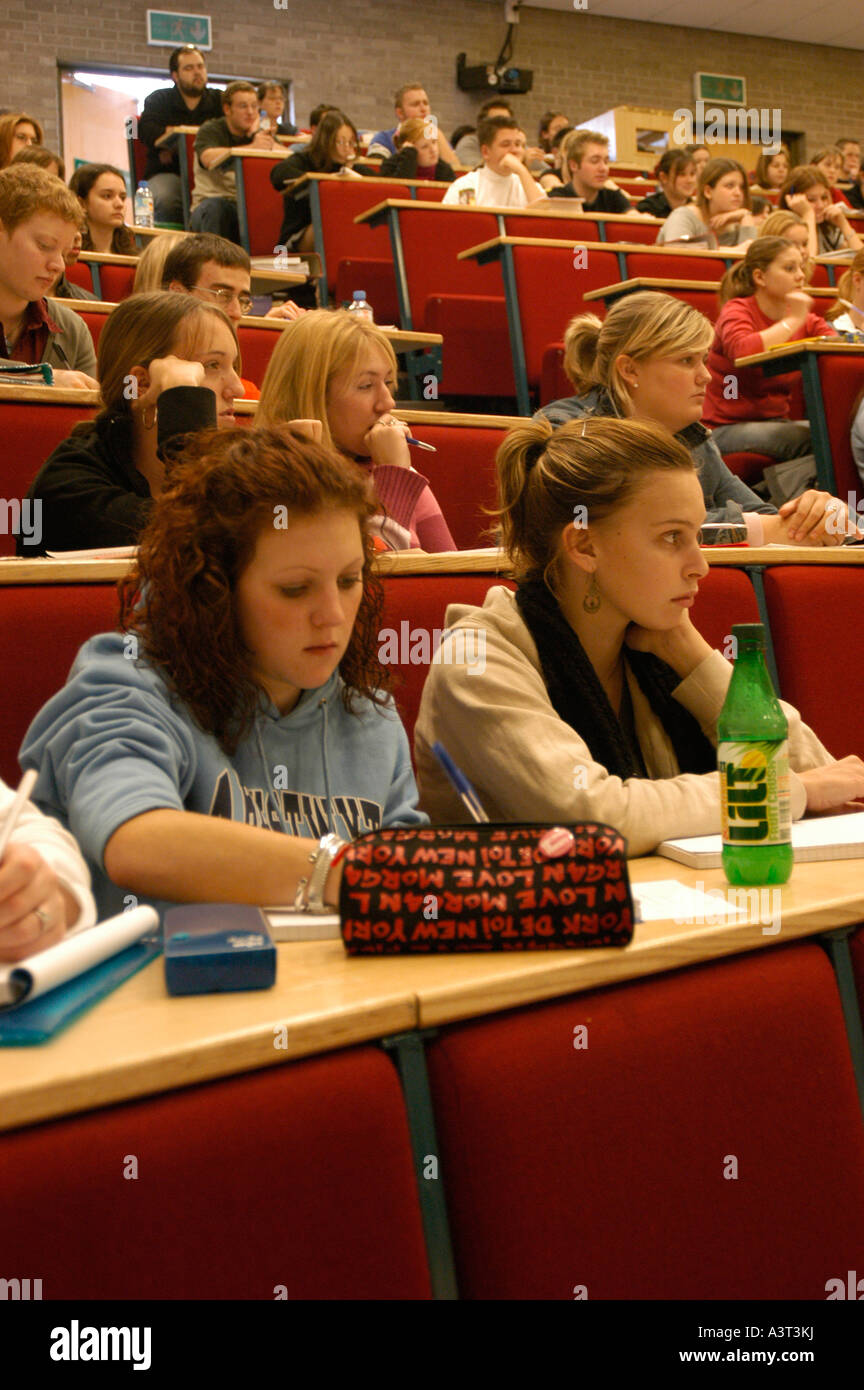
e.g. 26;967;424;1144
2;546;863;586
0;995;417;1134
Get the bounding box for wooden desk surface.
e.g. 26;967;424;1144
236;316;441;352
584;278;837;303
737;340;864;367
354;199;660;226
0;855;860;1132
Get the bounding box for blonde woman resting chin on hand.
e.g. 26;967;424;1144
414;415;864;850
258;309;456;551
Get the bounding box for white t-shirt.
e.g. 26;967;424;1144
442;166;544;209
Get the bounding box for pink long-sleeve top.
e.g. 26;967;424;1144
703;296;835;428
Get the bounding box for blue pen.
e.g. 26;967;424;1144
431;742;489;823
405;436;437;452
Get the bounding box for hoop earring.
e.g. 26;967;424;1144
582;574;601;614
142;406;157;431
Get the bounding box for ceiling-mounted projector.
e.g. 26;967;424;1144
456;52;533;95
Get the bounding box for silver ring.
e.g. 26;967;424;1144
35;906;53;934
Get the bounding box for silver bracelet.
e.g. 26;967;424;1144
293;834;347;912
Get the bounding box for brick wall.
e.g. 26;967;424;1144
5;0;864;160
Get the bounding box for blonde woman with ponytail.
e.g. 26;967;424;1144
536;290;852;545
413;415;856;849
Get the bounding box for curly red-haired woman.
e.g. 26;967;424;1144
20;426;426;918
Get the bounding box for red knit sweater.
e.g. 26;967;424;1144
703;296;835;427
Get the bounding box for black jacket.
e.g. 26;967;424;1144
635;190;672;217
378;147;455;183
20;387;216;556
138;86;224;179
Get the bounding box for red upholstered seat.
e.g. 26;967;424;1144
510;244;620;390
425;944;864;1299
379;572;514;749
0;583;119;783
394;420;511;550
315;178;411;302
236;322;283;388
690;565;759;649
623;250;725;282
70;307;109;350
0;397;98;556
413;184;449;202
334;258;400;324
762;566;864;757
816;354;864;496
810;264;830;288
64;261;95;294
97;263;136;302
0;1047;431;1299
424;295;514;397
502;214;597;241
601;220;659;244
235;153;288;257
396;206;507;396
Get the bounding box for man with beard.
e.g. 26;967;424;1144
139;46;223;224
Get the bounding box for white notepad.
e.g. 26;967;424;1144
0;906;159;1009
658;812;864;869
265;909;341;941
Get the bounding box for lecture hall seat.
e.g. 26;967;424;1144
425;943;864;1299
1;1046;432;1299
0;395;98;556
761;565;864;759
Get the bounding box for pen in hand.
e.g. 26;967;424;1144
0;769;38;861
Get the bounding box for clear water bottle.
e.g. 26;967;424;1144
134;182;154;228
348;290;373;322
259;112;271;133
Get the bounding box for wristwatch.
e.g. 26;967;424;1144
294;833;348;912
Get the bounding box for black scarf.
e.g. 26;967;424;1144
515;577;717;780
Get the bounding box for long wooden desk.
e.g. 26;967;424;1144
0;855;861;1134
75;250;311;296
3;544;863;590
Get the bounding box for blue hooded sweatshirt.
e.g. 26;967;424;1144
20;632;427;919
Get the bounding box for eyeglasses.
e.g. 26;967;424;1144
194;284;254;314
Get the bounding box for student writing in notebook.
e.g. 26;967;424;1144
20;427;426;919
414;417;864;851
0;778;96;962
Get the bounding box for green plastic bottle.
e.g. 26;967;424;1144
717;624;793;886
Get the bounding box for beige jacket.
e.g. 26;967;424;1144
414;586;833;857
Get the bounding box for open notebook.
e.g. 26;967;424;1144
658;811;864;869
0;906;158;1010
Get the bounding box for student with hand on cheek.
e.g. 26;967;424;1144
414;417;862;846
20;428;426;919
258;309;456;551
21;292;243;555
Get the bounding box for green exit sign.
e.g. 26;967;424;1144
147;10;212;49
694;72;747;107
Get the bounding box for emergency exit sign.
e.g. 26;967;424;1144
147;11;212;49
